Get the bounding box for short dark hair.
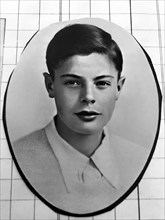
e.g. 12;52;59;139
46;24;123;80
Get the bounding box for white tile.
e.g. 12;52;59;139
90;13;110;21
91;0;109;14
110;1;130;14
62;0;69;14
3;48;16;64
19;14;39;30
1;14;18;30
39;14;59;29
158;83;164;101
1;1;19;14
0;101;3;120
59;215;69;220
12;162;21;179
153;64;163;82
144;158;164;178
1;64;15;83
126;187;138;200
35;200;57;219
158;119;165;139
70;14;90;20
140;200;165;219
161;103;164;119
158;1;165;14
0;139;11;159
139;178;165;199
133;30;160;47
0;83;6;101
11;200;34;220
132;14;158;30
111;14;131;30
116;200;138;219
153;138;164;158
94;210;115;219
4;31;17;47
1;82;7;101
1;120;6;139
70;217;92;220
19;1;39;14
161;31;165;47
12;179;34;200
16;47;24;63
18;31;37;47
0;159;12;179
62;14;70;22
70;0;90;14
0;180;11;200
159;15;164;31
132;1;157;14
40;1;59;14
145;47;161;65
0;201;10;220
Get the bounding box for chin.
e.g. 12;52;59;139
73;124;104;135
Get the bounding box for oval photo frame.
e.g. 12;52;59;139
3;18;162;217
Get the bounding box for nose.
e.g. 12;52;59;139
80;83;95;105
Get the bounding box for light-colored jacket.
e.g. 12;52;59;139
13;123;148;214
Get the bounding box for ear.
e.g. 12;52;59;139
116;76;126;100
43;72;55;98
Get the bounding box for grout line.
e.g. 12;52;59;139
129;0;133;34
114;207;117;220
59;0;62;22
2;12;165;15
155;2;165;220
1;197;165;202
9;160;13;220
15;0;20;65
109;0;111;21
137;185;141;220
38;0;41;30
33;196;36;220
89;0;91;17
3;28;165;31
1;0;165;1
57;213;60;220
68;0;70;20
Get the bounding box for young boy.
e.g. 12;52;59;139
14;23;147;214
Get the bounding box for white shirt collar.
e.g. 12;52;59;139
45;119;119;192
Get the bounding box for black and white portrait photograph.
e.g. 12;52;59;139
2;17;162;218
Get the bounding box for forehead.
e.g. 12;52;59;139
55;53;118;78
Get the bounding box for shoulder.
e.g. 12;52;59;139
110;134;149;187
12;128;60;173
110;134;148;159
13;129;46;147
13;129;50;158
12;129;67;200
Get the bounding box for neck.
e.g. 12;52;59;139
55;116;103;157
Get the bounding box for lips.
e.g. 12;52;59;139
75;111;101;122
76;111;100;116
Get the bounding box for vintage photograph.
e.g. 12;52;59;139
3;18;161;216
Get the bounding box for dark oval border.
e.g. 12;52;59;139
2;32;162;217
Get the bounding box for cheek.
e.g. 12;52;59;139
54;89;79;112
98;93;117;116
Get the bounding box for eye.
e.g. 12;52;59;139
64;80;81;88
95;81;111;89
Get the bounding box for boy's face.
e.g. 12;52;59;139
45;53;125;135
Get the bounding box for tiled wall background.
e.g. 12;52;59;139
0;0;164;219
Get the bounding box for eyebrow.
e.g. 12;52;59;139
60;74;114;80
60;74;81;79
